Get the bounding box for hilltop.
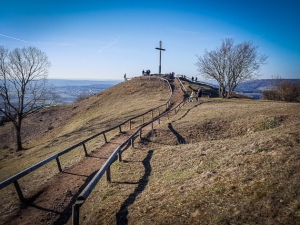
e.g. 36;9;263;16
0;76;300;224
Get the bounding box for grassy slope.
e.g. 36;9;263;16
80;99;300;225
0;77;170;216
1;78;300;224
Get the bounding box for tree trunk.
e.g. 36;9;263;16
16;125;23;151
219;86;226;98
15;115;23;151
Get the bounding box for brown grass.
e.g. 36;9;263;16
1;78;300;224
79;99;300;224
0;77;170;220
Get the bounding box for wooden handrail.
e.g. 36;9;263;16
72;98;187;224
0;76;173;200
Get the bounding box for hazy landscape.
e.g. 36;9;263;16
49;78;300;103
48;79;122;104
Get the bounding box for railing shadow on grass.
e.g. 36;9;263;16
0;77;173;204
7;170;98;225
115;150;153;225
167;123;186;144
52;170;98;225
176;102;202;121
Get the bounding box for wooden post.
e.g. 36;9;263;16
56;157;62;172
103;133;108;143
131;137;134;148
106;166;111;182
129;120;132;130
13;181;25;202
142;115;144;124
151;110;154;119
72;204;80;225
82;143;88;156
139;129;142;140
119;125;122;133
167;111;169;119
118;150;122;162
158;118;160;124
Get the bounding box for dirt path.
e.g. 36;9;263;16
2;78;184;225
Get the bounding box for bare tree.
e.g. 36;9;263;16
196;38;268;98
0;46;52;150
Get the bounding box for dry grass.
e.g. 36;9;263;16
79;99;300;225
1;78;300;224
0;77;169;179
0;77;170;219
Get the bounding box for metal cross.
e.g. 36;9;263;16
155;41;166;74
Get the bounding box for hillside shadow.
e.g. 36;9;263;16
52;171;97;225
14;170;98;225
116;150;153;225
168;123;186;144
177;102;202;121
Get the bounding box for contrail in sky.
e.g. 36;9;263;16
0;33;28;42
98;35;120;53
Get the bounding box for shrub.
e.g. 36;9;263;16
75;92;93;102
262;89;281;101
277;81;300;102
262;81;300;102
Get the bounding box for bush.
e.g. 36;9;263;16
262;89;281;101
277;81;300;102
75;92;93;102
262;81;300;102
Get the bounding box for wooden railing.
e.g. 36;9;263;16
72;97;187;225
176;76;187;94
0;76;173;203
177;75;218;88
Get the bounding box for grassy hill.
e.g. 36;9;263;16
1;77;300;224
0;77;170;216
78;98;300;225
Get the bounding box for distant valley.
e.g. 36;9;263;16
234;79;300;99
51;78;300;102
48;79;122;104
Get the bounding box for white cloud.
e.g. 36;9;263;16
0;33;28;42
98;35;120;53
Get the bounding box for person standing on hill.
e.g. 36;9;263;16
196;88;202;101
195;89;199;101
189;91;195;102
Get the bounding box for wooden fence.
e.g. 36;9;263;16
72;97;187;225
176;76;187;94
0;76;172;203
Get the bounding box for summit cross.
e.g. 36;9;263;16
155;40;166;74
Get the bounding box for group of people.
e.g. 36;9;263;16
189;88;202;102
191;76;198;82
142;70;151;75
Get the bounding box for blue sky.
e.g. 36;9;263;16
1;0;299;80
